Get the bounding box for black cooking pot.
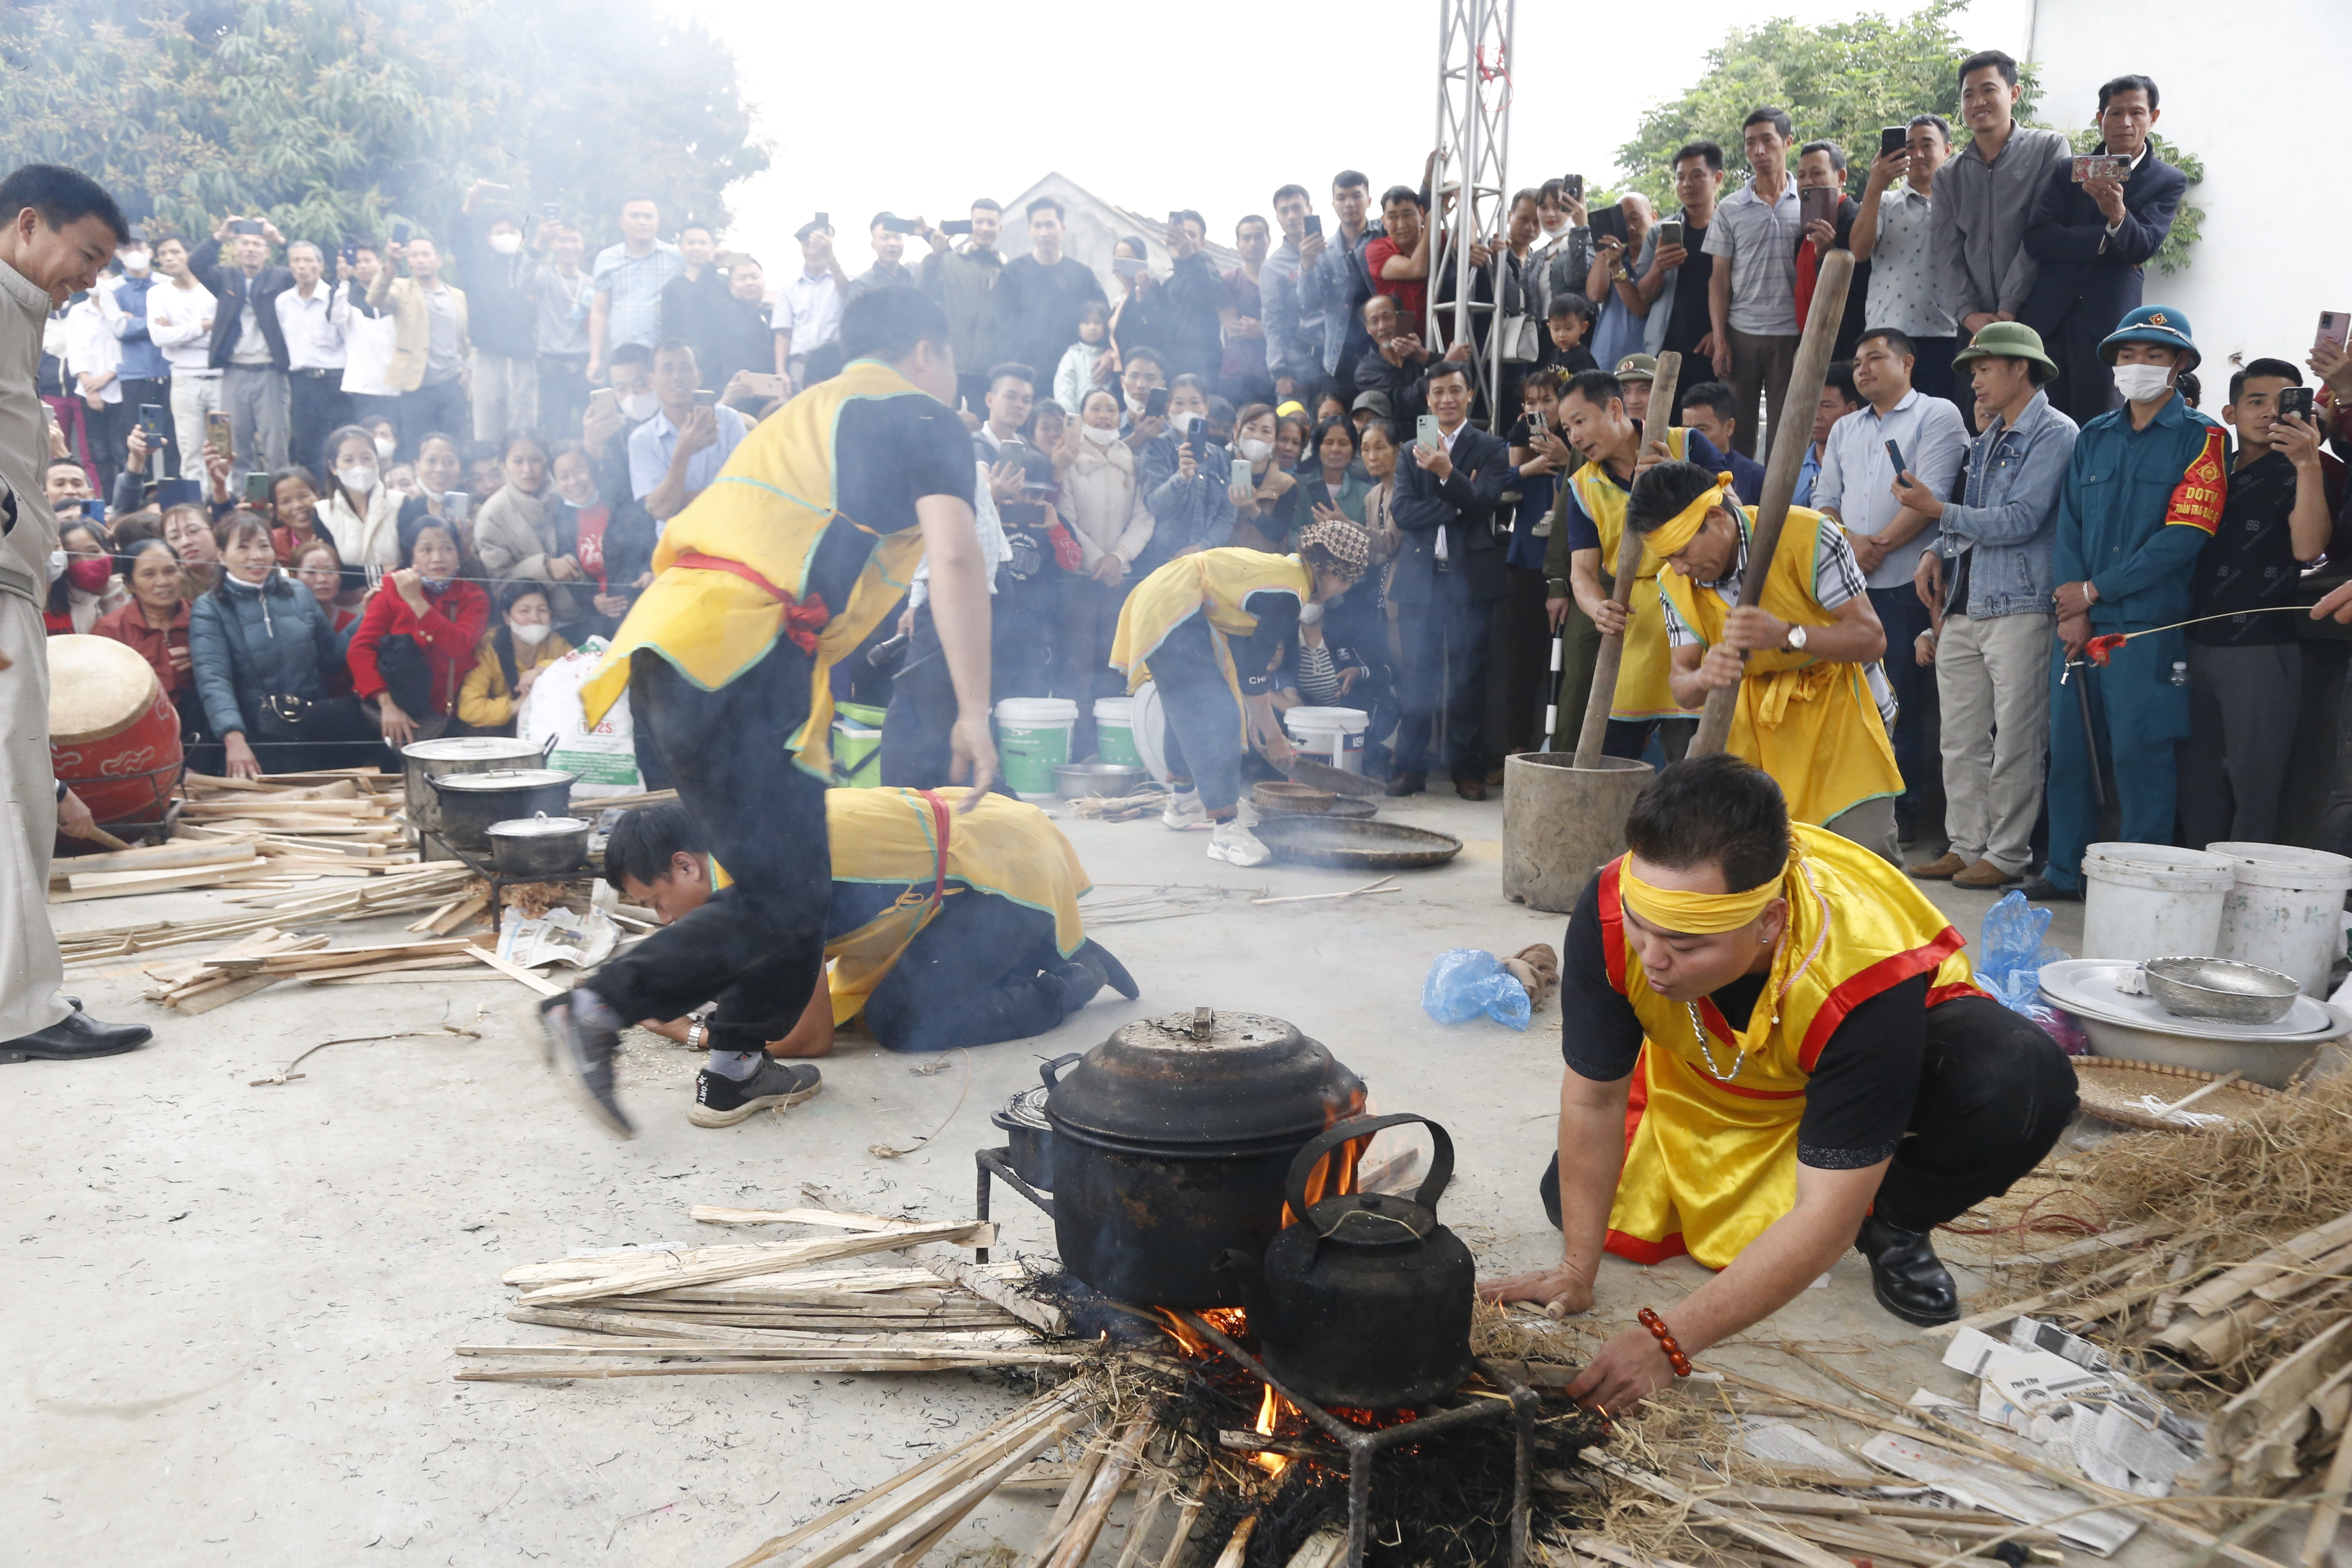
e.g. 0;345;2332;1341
991;1060;1069;1191
426;767;576;854
1045;1010;1365;1307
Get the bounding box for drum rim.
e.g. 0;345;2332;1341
48;638;165;746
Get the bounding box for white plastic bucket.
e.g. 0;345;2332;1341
2079;842;2238;963
1131;683;1169;784
992;698;1079;796
1093;696;1140;767
1283;706;1369;772
2206;841;2352;996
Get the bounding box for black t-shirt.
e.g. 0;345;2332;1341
1559;874;1925;1167
1661;219;1715;359
2190;449;2340;646
804;393;975;613
999;255;1109;388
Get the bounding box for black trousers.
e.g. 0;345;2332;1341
287;369;349;481
1501;564;1554;754
590;645;832;1052
1539;995;2077;1237
399;377;469;453
538;353;590;440
865;890;1074;1054
1603;716;1697;763
1394;593;1497;782
1151;614;1247;812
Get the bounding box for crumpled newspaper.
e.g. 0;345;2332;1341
497;904;618;970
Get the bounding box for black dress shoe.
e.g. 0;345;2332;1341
1456;778;1489;802
1856;1215;1959;1326
1384;772;1426;798
1078;939;1140;1000
2017;876;2082;903
2;1007;151;1063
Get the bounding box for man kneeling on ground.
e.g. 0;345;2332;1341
1481;755;2076;1412
604;790;1138;1127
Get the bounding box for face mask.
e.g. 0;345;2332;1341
1237;438;1274;462
489;232;523;256
373;436;398;462
560;481;599;508
339;464;378;495
1298;601;1326;625
120;249;151;273
67;556;111;592
620;392;658;422
46;549;67;584
1081;425;1121;447
2111;362;2175;404
511;621;551;645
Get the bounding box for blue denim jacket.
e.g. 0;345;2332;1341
1935;389;2079;618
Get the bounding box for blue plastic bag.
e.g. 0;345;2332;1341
1422;948;1531;1031
1975;891;2082;1050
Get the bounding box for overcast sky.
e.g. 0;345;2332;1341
686;0;2028;276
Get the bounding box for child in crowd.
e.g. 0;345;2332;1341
1054;301;1115;417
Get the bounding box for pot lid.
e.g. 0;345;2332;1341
487;812;592;837
435;768;576;792
403;735;545;762
999;1084;1051;1129
1306;1189;1438;1246
1047;1009;1365;1145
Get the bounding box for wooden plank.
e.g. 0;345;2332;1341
519;1222;994;1306
694;1207;944;1231
1578;1447;1879;1568
50;837;262;878
906;1250;1068;1335
53;857;266;900
470;946;565;997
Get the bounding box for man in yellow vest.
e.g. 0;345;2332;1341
536;289;1000;1139
1633;459;1905;857
600;795;1135;1127
1481;756;2076;1413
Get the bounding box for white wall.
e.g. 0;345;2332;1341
2022;0;2352;375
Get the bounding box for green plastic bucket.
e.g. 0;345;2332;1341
993;698;1079;795
1093;696;1140;766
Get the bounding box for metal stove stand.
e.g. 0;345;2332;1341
419;830;590;936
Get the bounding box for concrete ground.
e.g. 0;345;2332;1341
3;790;2141;1566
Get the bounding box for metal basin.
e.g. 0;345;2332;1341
1252;816;1464;870
2145;956;2300;1025
1052;762;1147;799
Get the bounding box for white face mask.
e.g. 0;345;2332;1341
511;621;551;645
558;479;599;508
1298;601;1326;625
338;464;378;495
373;436;398;462
46;549;67;584
1081;425;1120;447
620;392;658;422
489;232;524;256
1237;438;1274;462
120;249;151;273
2111;362;2176;404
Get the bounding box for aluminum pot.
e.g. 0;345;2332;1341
1045;1010;1366;1308
426;767;576;854
485;812;593;879
402;735;549;860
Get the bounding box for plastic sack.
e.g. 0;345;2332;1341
1422;948;1531;1031
1984;968;2088;1055
520;636;643;798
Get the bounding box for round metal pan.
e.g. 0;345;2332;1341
1251;816;1463;870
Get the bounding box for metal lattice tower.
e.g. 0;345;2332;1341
1429;0;1515;426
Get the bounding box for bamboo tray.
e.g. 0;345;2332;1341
2072;1055;2293;1132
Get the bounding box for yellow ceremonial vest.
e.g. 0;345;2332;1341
1109;547;1310;710
821;787;1094;1025
1596;824;1981;1269
1655;506;1902;826
579;360;935;778
1569;427;1700;724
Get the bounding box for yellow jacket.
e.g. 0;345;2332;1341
455;629;574;732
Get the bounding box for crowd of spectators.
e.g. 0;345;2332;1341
34;50;2352;891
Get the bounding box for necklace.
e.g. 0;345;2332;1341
1684;1000;1750;1084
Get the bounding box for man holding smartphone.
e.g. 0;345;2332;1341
187;212;295;480
1851;117;1957;404
917;199;1005;415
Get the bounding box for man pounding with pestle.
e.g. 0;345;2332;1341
1482;756;2077;1411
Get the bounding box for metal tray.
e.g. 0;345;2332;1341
1251;816;1462;869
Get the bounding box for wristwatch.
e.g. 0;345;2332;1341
1785;624;1809;652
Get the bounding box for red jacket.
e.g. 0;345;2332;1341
347;578;490;716
92;600;192;695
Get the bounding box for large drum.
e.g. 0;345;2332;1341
49;634;184;826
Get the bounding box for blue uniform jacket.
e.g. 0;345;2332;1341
2052;391;2226;630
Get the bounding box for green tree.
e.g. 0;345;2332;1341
0;0;767;274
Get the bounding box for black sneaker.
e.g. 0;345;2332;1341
691;1057;822;1127
535;992;635;1140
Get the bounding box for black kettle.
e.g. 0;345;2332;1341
1216;1113;1475;1410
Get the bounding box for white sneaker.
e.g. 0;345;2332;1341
1207;820;1271;867
1162;790;1209;830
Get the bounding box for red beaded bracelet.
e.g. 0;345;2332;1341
1637;1307;1694;1377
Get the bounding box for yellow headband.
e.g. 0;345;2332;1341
1640;472;1738;561
1619;856;1785;934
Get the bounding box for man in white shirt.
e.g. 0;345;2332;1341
1852;116;1958;406
330;242;400;436
62;285;123;488
772;219;848;394
143;236;219;480
274;240;346;477
1809;327;1968;841
626;338;745;522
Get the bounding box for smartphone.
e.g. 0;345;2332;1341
1884;438;1908;475
940;219;972;236
1657;219;1684;251
392;220;412;244
1416;414;1442;448
1231;457;1253;490
997;439;1027;469
230;218;263;236
2318;312;2352;355
541;202;561;221
879;214;922;235
477;182;511;202
1800;186;1840;233
1144;386;1170;420
588;386;619;420
692;389;717;407
1562;174;1584;203
814;211;829;229
1112;256;1147;278
1880;126;1909;158
1304;214;1323;237
1588;202;1629;245
2071;154;2128;184
205;410;233;458
738;371;787;400
2279;387;2317;422
1184;418;1207;456
243;470;273;504
137;403;164;440
443;491;472;525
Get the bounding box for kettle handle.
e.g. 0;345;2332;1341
1284;1112;1455;1224
1038;1052;1084;1089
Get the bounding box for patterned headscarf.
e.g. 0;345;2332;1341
1298;518;1371;582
